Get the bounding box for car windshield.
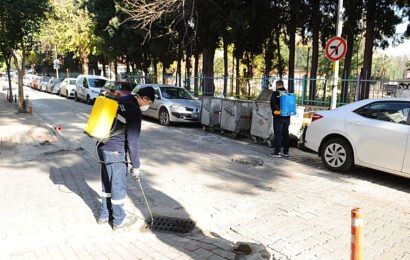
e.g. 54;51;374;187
88;78;106;88
69;79;76;85
160;87;193;99
42;77;50;82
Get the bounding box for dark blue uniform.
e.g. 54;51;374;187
270;88;290;155
98;94;142;227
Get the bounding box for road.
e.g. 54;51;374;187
21;86;410;259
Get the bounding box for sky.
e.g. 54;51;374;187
379;22;410;57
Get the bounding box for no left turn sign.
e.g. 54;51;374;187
325;36;347;62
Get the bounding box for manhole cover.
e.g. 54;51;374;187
149;216;195;234
232;157;264;167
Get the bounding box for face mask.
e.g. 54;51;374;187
140;105;150;111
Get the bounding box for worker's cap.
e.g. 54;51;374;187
137;87;156;102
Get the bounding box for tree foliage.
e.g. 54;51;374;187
0;0;48;111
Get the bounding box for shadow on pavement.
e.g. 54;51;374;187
127;177;270;259
49;152;101;221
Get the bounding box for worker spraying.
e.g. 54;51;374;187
87;87;155;230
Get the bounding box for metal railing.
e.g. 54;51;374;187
123;74;410;107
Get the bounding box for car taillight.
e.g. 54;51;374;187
311;113;323;122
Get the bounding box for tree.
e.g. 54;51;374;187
360;0;407;99
40;0;97;74
341;0;364;102
284;0;306;92
0;0;48;112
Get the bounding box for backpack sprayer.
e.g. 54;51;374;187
83;95;195;233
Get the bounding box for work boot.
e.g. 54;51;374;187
112;215;138;231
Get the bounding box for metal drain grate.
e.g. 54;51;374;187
232;157;264;167
149;216;195;233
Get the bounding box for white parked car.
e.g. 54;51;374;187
75;75;108;104
304;98;410;178
59;78;77;98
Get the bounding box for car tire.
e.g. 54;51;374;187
320;138;354;172
86;95;92;105
159;108;170;126
74;92;79;102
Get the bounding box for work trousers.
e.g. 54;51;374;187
273;116;290;155
98;148;127;226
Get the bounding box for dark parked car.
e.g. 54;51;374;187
100;81;136;99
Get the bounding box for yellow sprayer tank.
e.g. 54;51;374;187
84;96;119;139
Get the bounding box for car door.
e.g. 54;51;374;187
80;78;88;99
400;110;410;174
143;86;161;118
346;101;410;172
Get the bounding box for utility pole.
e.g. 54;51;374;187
330;0;343;109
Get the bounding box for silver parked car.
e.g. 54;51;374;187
132;84;201;126
59;78;77;98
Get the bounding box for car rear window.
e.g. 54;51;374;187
69;80;76;85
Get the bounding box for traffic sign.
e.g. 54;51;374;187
325;36;347;62
53;59;60;70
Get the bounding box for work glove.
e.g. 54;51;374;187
131;168;140;180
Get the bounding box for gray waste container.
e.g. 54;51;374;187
220;99;253;135
250;101;274;145
201;98;223;130
201;97;212;126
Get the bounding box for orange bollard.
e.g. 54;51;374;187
28;101;32;114
351;208;363;260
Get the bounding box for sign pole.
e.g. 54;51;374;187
331;0;343;109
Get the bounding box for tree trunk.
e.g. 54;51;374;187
82;53;89;75
5;57;13;102
309;0;320;101
202;47;215;96
12;50;25;112
276;28;284;78
162;63;166;84
126;59;130;75
235;55;240;98
177;46;182;87
223;36;228;96
152;59;158;84
288;22;296;93
102;62;107;78
194;50;199;96
185;50;192;91
361;0;376;100
264;35;274;89
341;31;354;103
114;59;118;81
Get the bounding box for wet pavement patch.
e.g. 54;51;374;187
149;216;195;234
231;157;264;167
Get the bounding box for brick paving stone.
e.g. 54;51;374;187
211;248;235;260
208;254;226;260
58;244;80;260
193;248;213;258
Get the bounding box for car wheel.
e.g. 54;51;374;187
86;95;92;105
159;108;170;126
320;138;353;172
74;92;79;102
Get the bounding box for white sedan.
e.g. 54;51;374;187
304;98;410;178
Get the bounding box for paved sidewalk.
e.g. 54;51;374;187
2;88;410;260
0;94;267;260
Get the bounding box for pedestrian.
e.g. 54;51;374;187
270;80;290;158
97;86;155;230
